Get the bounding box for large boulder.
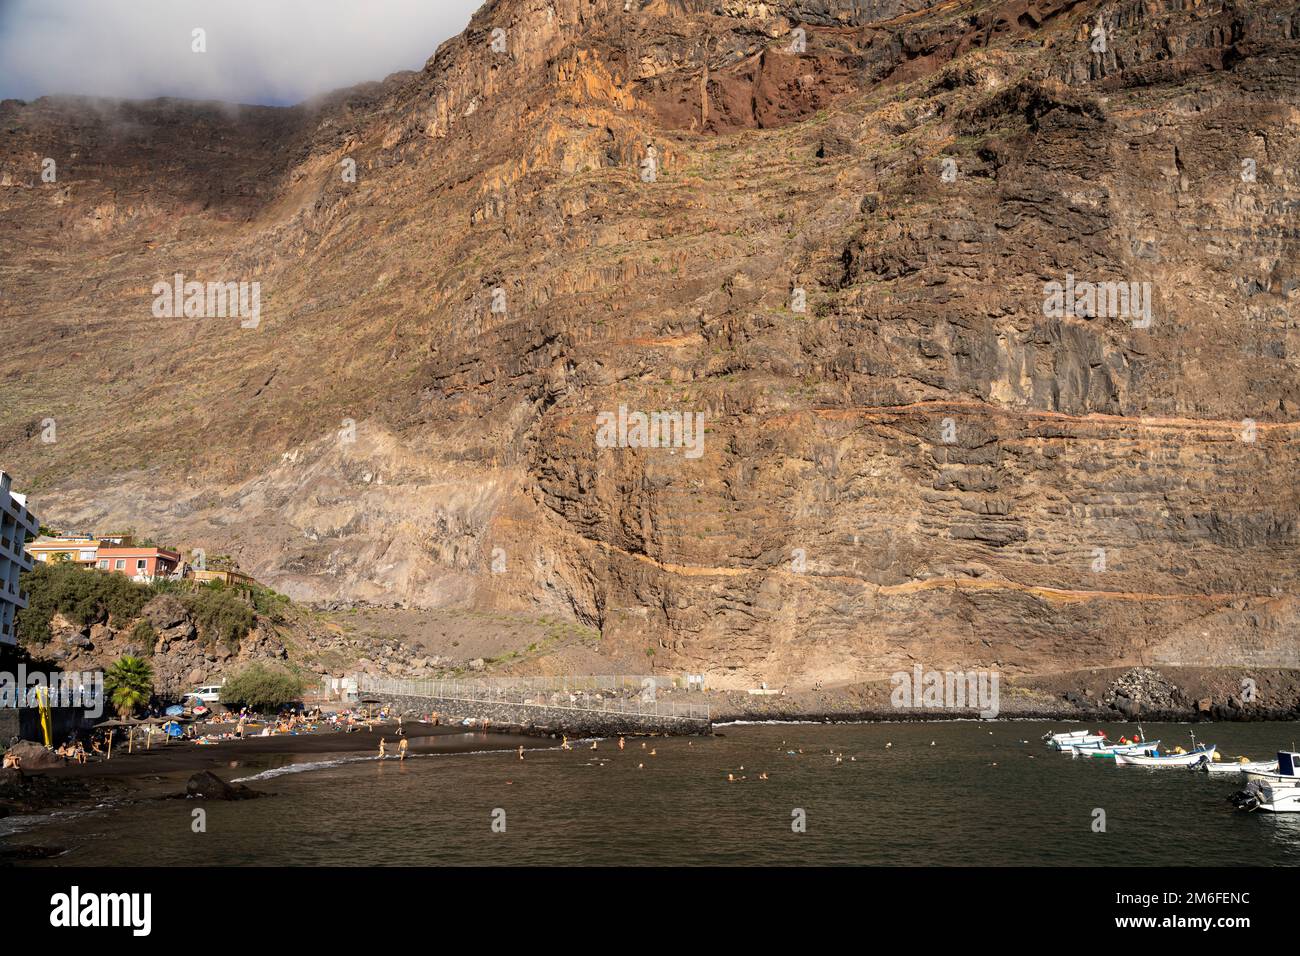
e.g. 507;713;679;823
143;595;196;641
49;613;89;645
184;770;263;800
2;740;65;771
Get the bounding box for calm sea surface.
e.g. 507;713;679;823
10;721;1300;866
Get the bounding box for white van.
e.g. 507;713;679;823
185;684;223;704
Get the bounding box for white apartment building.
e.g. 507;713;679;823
0;471;40;646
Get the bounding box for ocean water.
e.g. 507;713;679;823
9;721;1300;866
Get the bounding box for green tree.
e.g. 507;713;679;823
221;663;305;713
104;655;154;719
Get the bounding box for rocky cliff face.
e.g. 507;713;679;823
2;0;1298;688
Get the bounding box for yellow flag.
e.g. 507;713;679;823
36;686;53;748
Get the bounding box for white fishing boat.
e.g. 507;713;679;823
1063;725;1157;756
1196;757;1278;775
1078;740;1161;759
1115;746;1216;767
1045;730;1104;751
1244;751;1300;786
1230;780;1300;813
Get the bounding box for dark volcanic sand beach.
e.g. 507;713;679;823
34;721;546;781
0;721;552;850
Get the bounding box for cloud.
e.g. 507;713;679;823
0;0;484;106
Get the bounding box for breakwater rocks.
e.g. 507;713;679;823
705;667;1300;723
373;693;711;738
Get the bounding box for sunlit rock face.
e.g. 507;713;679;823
2;0;1298;687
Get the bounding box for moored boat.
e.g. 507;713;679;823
1079;741;1161;759
1196;756;1278;775
1115;746;1216;767
1045;730;1105;751
1243;751;1300;786
1063;727;1155;756
1230;780;1300;813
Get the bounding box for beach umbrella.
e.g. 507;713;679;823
92;718;138;759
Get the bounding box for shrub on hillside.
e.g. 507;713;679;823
220;663;305;712
130;619;157;655
250;584;291;623
16;562;152;644
18;564;284;652
179;583;255;649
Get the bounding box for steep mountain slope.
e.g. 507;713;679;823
2;0;1298;687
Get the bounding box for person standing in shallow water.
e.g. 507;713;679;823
618;737;625;751
399;738;409;761
378;738;387;758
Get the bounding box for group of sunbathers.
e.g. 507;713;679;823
54;738;90;764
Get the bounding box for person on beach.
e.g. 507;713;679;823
561;735;571;751
397;716;404;736
74;741;88;765
379;738;387;758
399;738;409;761
2;752;19;771
236;716;246;739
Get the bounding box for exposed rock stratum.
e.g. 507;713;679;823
2;0;1299;687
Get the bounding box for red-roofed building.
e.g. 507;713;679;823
96;546;181;582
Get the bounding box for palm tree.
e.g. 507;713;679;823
105;655;153;719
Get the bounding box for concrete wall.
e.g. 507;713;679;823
0;706;96;745
374;692;711;737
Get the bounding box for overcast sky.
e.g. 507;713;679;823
0;0;483;106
